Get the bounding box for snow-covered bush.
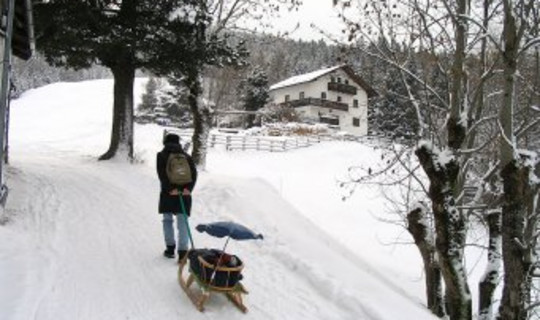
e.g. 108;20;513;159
244;122;331;137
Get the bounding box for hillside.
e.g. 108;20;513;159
0;79;436;320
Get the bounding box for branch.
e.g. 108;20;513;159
497;119;515;152
481;160;501;182
374;48;449;111
459;133;497;155
409;0;454;52
392;148;430;196
525;300;540;312
466;114;498;137
520;37;540;54
457;204;488;210
514;237;528;250
457;14;504;54
516;118;540;139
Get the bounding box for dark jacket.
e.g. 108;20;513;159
156;143;198;215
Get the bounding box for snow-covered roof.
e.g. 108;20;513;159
268;64;378;97
269;65;343;91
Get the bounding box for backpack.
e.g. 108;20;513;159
166;152;193;185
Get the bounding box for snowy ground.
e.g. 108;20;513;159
0;79;440;319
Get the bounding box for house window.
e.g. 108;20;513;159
299;91;305;99
353;99;359;108
321;92;327;100
337;77;342;83
321;115;339;126
345;79;349;85
285;95;290;102
337;96;342;102
353;118;360;127
330;76;335;83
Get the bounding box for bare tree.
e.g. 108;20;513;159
340;142;446;315
497;0;540;319
332;0;507;319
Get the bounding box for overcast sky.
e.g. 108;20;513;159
256;2;347;43
278;0;343;40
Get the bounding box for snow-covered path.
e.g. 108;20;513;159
0;80;437;320
5;156;184;320
3;154;433;320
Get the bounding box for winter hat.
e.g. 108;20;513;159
163;133;180;145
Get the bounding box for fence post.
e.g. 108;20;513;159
256;138;260;151
282;140;286;151
226;136;231;151
242;136;246;151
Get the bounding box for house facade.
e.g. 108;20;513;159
268;65;376;136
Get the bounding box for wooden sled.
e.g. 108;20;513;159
178;251;249;313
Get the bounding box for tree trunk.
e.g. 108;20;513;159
99;65;135;160
184;70;210;168
416;145;472;320
245;114;256;129
497;1;535;318
407;207;446;317
478;211;501;320
448;0;469;150
498;162;534;320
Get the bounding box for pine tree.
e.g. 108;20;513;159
152;5;248;167
160;83;192;126
139;77;161;113
33;0;211;160
370;66;419;142
239;67;269;128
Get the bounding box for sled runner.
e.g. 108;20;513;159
178;249;248;313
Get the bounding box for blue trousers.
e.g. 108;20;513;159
162;213;189;251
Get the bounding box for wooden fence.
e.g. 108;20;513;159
171;130;321;152
209;134;321;152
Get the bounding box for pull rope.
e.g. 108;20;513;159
179;193;195;250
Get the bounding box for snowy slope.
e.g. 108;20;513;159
0;79;436;320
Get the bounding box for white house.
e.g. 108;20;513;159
268;65;377;136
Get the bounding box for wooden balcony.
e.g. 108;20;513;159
327;82;357;95
283;98;349;112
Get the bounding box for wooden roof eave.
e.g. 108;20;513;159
341;65;378;98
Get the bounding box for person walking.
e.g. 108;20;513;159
156;133;197;262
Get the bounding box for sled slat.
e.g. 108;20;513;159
178;260;248;313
